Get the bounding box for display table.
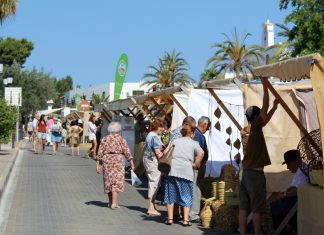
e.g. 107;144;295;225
298;185;324;234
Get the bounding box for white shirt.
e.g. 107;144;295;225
291;168;309;187
32;118;38;129
88;122;97;141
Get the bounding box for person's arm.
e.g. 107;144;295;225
121;137;135;170
192;149;204;169
263;99;279;125
260;78;270;125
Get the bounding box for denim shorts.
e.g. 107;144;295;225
37;132;47;140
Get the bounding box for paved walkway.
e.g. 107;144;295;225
2;143;234;235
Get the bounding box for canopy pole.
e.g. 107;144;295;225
207;88;242;131
150;97;172;124
169;94;188;116
262;78;322;156
127;108;136;117
131;98;153;122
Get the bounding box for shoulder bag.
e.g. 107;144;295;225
151;136;174;175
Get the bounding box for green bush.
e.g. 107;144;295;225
0;98;17;144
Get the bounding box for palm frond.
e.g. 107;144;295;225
0;0;16;24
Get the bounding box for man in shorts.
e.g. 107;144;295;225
239;77;279;235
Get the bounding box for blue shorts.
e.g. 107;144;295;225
37;132;47;140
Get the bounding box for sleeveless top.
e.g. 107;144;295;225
38;121;47;133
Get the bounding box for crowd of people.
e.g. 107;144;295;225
26;112;104;158
24;78;307;234
94;78;306;234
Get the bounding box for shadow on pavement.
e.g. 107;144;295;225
85;201;108;208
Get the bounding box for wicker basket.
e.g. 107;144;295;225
225;180;238;191
200;198;214;228
225;190;239;206
309;169;323;187
201;177;219;198
217;181;225;203
214;204;239;232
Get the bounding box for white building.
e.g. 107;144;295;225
64;82;150;105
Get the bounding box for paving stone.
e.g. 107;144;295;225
4;143;235;235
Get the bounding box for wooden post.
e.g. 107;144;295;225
150;97;172;123
131;98;153;122
262;78;322;156
128;108;136;117
207;88;242;131
169;94;188;116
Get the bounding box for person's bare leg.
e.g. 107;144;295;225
183;207;191;225
239;209;248;235
92;141;97;160
166;204;174;223
77;146;80;156
252;212;262;235
147;197;159;214
42;140;45;154
108;192;112;206
52;142;56;155
71;146;74;156
111;191;118;206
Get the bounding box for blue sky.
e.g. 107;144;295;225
1;0;291;87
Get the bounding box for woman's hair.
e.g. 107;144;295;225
108;122;121;134
71;120;78;126
150;119;165;131
89;114;95;123
180;123;195;136
39;114;45;123
182;116;196;127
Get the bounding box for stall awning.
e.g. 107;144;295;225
253;53;323;82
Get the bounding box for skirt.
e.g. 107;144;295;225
164;176;193;208
52;133;61;143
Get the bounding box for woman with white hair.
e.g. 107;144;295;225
96;122;135;209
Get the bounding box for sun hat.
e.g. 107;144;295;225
282;149;299;165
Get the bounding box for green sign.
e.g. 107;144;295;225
73;93;82;111
114;53;128;100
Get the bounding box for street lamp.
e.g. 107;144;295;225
3;75;13;86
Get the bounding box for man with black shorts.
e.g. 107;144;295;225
239;77;279;235
95;112;104;154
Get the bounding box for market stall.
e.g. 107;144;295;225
252;53;324;234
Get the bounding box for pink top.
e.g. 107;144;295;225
46;119;54;129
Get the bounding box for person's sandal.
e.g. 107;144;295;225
164;218;173;225
110;204;120;210
182;220;192;227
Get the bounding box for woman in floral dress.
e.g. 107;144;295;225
96;122;135;209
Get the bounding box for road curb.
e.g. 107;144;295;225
0;141;24;202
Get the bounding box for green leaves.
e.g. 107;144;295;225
206;29;264;81
0;98;16;144
279;0;324;56
0;37;34;66
0;0;16;24
92;92;109;105
143;49;194;89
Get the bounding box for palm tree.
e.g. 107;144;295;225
0;0;17;24
266;23;293;63
207;29;265;80
197;69;218;88
142;49;195;89
91;92;109;104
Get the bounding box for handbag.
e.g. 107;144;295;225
151;137;174;175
